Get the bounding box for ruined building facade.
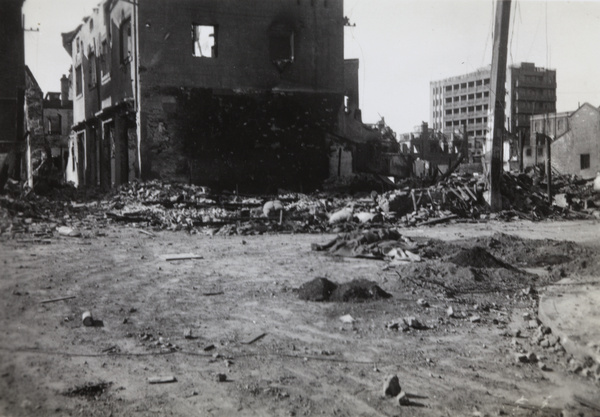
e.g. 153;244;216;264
0;0;25;175
63;0;345;191
529;103;600;178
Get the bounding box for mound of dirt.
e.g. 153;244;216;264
64;382;112;399
330;279;392;302
298;277;338;301
448;246;510;269
298;278;391;302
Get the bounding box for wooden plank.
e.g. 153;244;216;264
416;215;458;227
138;229;156;237
148;376;177;384
574;394;600;412
164;254;203;261
40;295;76;304
241;333;267;345
202;291;224;296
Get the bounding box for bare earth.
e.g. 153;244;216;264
1;219;599;417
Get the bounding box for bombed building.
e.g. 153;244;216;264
62;0;355;192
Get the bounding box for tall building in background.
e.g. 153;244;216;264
430;62;556;165
506;62;557;139
429;67;491;162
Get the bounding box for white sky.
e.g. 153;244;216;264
23;0;600;134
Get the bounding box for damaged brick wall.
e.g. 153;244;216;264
142;87;342;192
137;0;344;191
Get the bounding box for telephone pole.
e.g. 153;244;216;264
486;0;511;211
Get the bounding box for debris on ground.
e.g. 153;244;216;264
298;278;391;302
63;382;112;399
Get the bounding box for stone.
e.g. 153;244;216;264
470;315;481;323
184;328;193;339
263;200;284;217
328;206;354;224
527;320;539;329
446;306;454;318
527;352;538;363
522;312;531;321
382;375;401;397
396;391;410;406
515;353;529;363
547;334;560;347
216;373;227;382
417;299;429;308
57;226;81;237
538;362;549;371
404;317;425;329
540;339;550;348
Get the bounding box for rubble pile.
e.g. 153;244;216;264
0;169;597;240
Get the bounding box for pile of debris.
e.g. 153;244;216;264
0;169;598;240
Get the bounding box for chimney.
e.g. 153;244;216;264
60;74;69;106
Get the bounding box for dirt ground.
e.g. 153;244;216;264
1;219;599;417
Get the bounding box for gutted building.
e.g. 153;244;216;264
0;0;25;183
43;75;74;180
530;103;600;178
63;0;345;191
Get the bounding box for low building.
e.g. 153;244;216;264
398;122;465;176
529;103;600;178
43;75;73;180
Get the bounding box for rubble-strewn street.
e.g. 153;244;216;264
1;181;600;416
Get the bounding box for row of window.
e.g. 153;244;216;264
431;78;490;95
440;91;490;105
445;118;488;128
441;105;489;116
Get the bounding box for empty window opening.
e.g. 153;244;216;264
526;148;532;157
120;18;132;64
192;24;217;58
101;39;110;77
581;153;590;170
268;22;294;72
75;65;83;96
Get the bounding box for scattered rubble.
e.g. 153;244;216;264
298;278;391;302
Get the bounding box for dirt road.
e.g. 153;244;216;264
1;219;599;416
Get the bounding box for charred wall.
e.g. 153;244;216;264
141;87;342;192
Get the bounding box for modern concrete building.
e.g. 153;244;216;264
529;103;600;178
63;0;346;191
430;62;556;167
430;66;491;163
506;62;557;140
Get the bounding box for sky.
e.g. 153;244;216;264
22;0;600;134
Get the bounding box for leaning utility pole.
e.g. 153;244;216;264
486;0;511;211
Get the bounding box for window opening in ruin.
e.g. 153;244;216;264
581;153;590;170
75;65;83;96
89;52;97;88
101;39;110;77
268;22;294;72
120;18;132;64
192;24;217;58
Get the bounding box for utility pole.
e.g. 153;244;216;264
486;0;511;211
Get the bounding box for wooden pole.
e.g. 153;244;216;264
546;135;552;205
486;0;511;211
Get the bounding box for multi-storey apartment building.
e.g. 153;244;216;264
430;67;491;162
430;62;556;166
506;62;557;140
